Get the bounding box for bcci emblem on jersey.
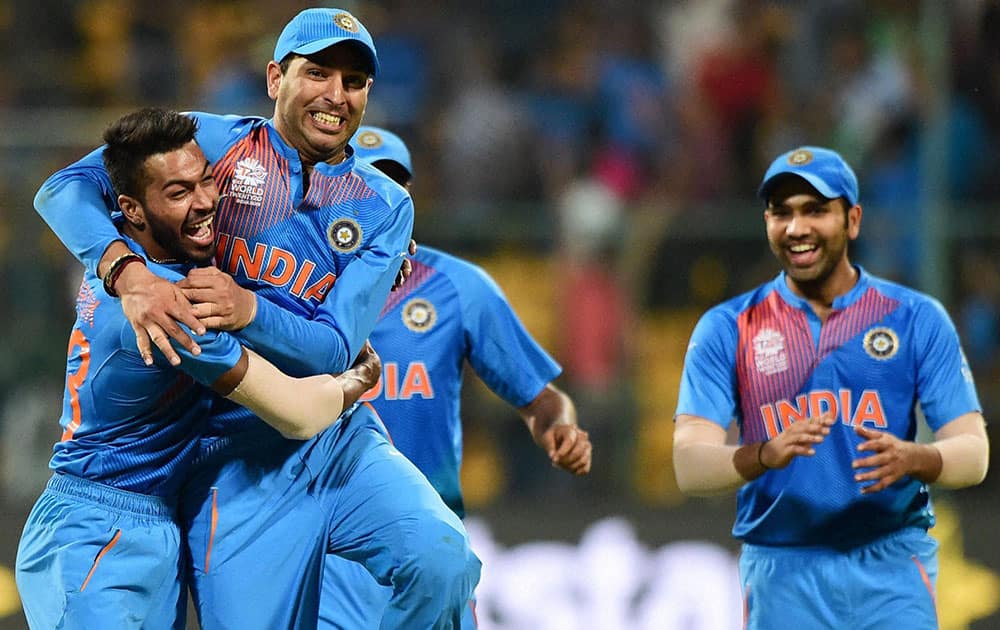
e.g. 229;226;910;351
863;327;900;360
402;298;436;333
327;218;363;253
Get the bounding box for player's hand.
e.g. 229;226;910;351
852;426;920;494
540;424;592;475
350;340;382;393
391;239;418;291
759;412;835;469
178;267;257;331
118;263;203;366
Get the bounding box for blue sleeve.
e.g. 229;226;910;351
674;307;739;428
237;194;414;374
142;324;244;387
460;263;561;407
187;112;259;162
913;298;982;430
34;148;121;276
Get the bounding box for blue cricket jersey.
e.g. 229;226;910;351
676;267;981;549
34;113;414;443
50;241;243;498
359;246;562;517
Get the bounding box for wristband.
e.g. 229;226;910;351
102;252;146;297
757;441;771;470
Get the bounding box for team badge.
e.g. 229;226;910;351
402;298;436;333
863;327;899;360
787;149;813;166
327;218;363;253
229;158;268;207
333;12;360;32
752;328;788;376
356;130;383;150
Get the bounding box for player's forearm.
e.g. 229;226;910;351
225;350;346;440
238;296;352;375
520;385;576;444
931;433;989;488
35;161;123;276
673;441;759;496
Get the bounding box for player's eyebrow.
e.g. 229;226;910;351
161;160;212;189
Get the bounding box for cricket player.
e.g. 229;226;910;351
672;146;989;629
32;9;479;628
319;126;593;628
16;108;381;629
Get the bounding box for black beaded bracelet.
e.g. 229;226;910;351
757;441;771;470
102;252;146;297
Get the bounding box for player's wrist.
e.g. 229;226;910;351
103;252;147;297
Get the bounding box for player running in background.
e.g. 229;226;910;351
672;146;989;629
33;9;479;628
16;108;381;629
318;126;593;628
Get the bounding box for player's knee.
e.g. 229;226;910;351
398;521;481;594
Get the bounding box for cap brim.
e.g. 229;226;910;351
290;38;379;75
758;171;842;203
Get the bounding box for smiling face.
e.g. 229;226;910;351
119;141;218;265
267;44;374;166
764;175;861;298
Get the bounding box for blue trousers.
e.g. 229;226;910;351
16;474;185;629
182;403;481;629
739;527;939;630
320;553;479;629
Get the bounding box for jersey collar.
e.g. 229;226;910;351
773;265;871;312
265;119;357;177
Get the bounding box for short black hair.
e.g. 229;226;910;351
102;107;199;203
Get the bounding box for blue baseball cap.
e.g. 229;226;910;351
757;146;859;206
273;8;379;77
352;126;413;178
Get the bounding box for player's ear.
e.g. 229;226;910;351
118;194;146;230
847;203;862;240
266;61;283;100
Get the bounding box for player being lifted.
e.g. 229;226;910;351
16;108;381;629
32;8;480;628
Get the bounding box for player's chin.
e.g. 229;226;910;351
188;246;217;267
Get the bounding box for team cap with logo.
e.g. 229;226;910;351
273;8;379;77
351;126;413;178
757;146;859;206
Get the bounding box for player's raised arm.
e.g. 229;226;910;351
214;342;381;441
180;192;413;376
35;145;206;366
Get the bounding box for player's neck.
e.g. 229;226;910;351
787;261;858;323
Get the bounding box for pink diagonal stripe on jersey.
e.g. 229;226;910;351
736;290;816;443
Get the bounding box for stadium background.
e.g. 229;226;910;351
2;0;1000;627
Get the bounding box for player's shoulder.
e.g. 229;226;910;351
863;271;949;317
703;281;776;324
414;246;499;293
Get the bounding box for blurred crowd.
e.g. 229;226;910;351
2;0;1000;503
